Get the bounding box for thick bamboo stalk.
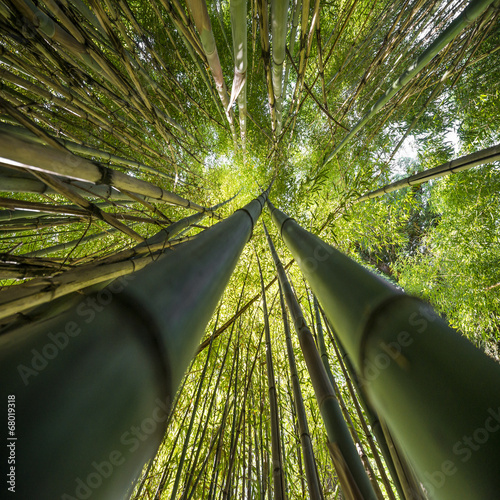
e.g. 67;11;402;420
268;200;500;499
229;0;248;145
282;0;301;99
271;0;289;133
0;122;179;183
185;0;238;143
257;0;278;136
320;307;415;500
0;131;207;212
0;189;268;499
320;309;399;500
357;143;500;202
263;222;377;500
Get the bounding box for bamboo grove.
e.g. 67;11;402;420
0;0;499;498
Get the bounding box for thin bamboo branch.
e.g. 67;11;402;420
357;143;500;202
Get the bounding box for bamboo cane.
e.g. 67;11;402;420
319;308;399;500
268;200;500;499
263;222;377;500
357;143;500;202
0;131;207;212
279;283;324;499
271;0;289;133
0;189;268;499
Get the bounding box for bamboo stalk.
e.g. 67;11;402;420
257;0;278;136
279;283;324;499
320;309;399;500
268;199;500;498
357;143;500;202
263;222;377;500
0;188;268;499
185;0;238;144
0;131;207;212
229;0;248;145
271;0;289;133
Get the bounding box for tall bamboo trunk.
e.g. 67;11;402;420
0;189;268;499
268;200;500;499
264;222;377;500
279;283;324;499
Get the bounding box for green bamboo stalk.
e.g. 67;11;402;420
181;310;237;499
257;0;278;136
268;200;500;499
222;335;243;500
263;222;377;500
185;0;238;143
185;423;223;499
152;398;193;499
0;165;167;204
0;122;179;183
0;197;145;224
246;400;254;499
0;189;268;499
0;173;149;204
279;283;324;499
271;0;289;133
320;309;410;500
229;0;248;145
0;130;207;212
282;0;301;99
357;143;500;202
0;237;191;321
313;296;385;500
323;0;496;166
320;309;399;500
257;253;286;500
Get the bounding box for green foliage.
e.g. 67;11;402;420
396;165;500;348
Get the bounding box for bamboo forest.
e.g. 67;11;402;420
1;0;500;498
